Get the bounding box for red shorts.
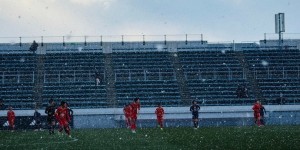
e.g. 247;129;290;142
59;120;69;126
157;117;163;122
254;113;260;119
131;114;137;120
8;119;15;127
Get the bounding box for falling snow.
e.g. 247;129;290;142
261;60;269;66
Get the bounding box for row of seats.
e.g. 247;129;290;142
243;49;300;103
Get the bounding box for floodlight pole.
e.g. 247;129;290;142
275;13;285;50
279;30;282;49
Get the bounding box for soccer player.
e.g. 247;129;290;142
123;104;132;128
252;100;262;126
66;102;73;125
155;103;164;130
55;101;71;137
130;98;140;133
190;100;200;129
45;99;56;134
259;101;266;125
7;106;15;131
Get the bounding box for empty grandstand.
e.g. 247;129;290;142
0;40;299;109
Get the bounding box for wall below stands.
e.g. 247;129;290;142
1;105;299;129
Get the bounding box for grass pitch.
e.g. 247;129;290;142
0;126;299;150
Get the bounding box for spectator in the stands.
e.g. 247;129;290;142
0;99;5;110
29;40;38;52
95;72;101;86
276;93;286;105
236;84;248;98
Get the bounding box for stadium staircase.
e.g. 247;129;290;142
32;53;45;108
103;53;117;107
169;52;192;105
234;51;265;101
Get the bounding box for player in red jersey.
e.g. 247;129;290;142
55;101;71;137
123;104;132;128
7;106;16;131
252;100;262;126
155;103;164;130
130;98;140;133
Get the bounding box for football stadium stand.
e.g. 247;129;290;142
0;40;299;109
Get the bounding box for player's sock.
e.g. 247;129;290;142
131;121;136;130
49;126;52;134
65;126;71;136
59;126;63;133
261;119;265;125
51;125;55;134
257;119;261;126
193;121;197;128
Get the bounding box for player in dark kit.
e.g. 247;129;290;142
259;101;266;125
45;99;56;134
190;100;200;129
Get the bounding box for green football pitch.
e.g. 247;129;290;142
0;126;299;150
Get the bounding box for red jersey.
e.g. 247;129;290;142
155;107;164;117
131;102;140;115
55;106;71;125
123;105;132;118
252;103;261;113
7;110;15;121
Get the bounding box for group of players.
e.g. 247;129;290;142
123;99;201;132
4;99;73;137
123;98;141;133
123;98;266;131
4;98;265;135
45;99;73;137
